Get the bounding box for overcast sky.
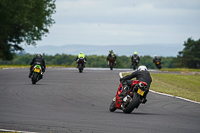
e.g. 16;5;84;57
35;0;200;47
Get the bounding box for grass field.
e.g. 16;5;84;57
0;64;29;69
161;68;200;72
122;73;200;103
0;64;74;69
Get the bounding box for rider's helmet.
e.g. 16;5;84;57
138;65;147;71
36;54;42;58
109;50;113;53
154;55;157;57
134;51;137;54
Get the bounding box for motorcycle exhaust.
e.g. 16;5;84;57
139;83;144;88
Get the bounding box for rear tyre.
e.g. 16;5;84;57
122;92;140;113
109;101;117;112
32;73;38;84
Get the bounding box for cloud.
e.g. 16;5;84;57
37;0;200;46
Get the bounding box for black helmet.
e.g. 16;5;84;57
36;54;42;58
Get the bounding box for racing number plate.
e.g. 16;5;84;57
34;68;40;73
137;88;144;96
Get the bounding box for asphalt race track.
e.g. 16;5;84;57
0;68;200;133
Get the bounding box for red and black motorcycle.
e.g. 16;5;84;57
77;57;85;73
109;80;148;113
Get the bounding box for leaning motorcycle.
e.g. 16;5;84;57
155;61;162;69
109;58;115;70
77;57;85;73
109;80;148;113
31;64;43;84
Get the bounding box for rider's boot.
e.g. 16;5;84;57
28;70;32;78
141;98;147;104
140;92;148;104
118;86;129;100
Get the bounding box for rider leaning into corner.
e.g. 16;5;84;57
119;65;152;104
107;50;117;65
28;54;46;78
76;52;87;67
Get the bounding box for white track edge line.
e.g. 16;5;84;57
0;129;38;133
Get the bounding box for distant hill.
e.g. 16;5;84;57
22;44;184;57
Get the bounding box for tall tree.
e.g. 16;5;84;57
0;0;56;60
175;38;200;68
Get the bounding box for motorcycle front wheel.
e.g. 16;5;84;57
78;64;83;73
109;101;117;112
109;63;113;70
32;73;38;84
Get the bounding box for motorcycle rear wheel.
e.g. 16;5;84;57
122;92;140;113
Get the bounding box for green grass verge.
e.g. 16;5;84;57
122;73;200;102
161;68;200;72
0;64;29;68
0;64;75;69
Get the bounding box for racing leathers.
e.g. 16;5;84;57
153;56;161;64
131;54;140;65
76;53;87;67
29;56;46;78
107;53;117;65
119;70;152;103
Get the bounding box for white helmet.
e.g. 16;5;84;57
138;65;147;71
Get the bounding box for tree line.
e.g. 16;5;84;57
11;53;175;69
8;37;200;69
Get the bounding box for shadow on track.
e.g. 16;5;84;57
110;111;158;116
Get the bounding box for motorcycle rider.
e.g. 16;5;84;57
153;55;161;65
131;51;140;66
28;54;46;78
119;65;152;104
107;50;117;65
76;52;87;67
